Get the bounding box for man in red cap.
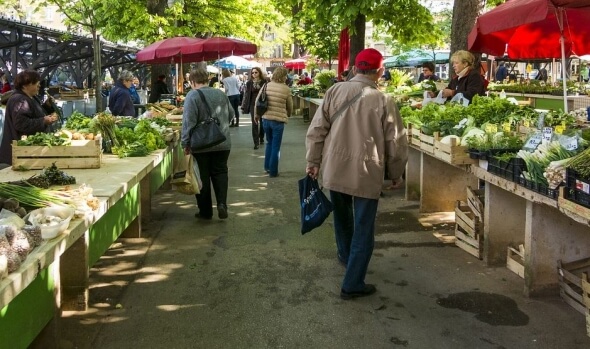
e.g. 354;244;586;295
305;48;408;300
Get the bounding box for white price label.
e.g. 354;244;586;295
524;133;542;149
542;127;553;141
564;137;579;151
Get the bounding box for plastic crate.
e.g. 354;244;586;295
564;187;590;209
517;177;558;199
566;168;590;195
488;156;526;183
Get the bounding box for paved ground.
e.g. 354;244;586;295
59;114;590;349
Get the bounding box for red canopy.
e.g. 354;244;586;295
338;28;350;80
284;58;307;69
136;37;205;64
468;0;590;59
184;37;257;61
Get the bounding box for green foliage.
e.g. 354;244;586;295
314;70;337;92
389;69;413;88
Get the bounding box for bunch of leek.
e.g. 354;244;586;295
517;141;576;186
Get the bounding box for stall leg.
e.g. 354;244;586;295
405;147;421;201
485;183;526;266
60;231;89;311
525;202;590;297
420;155;478;212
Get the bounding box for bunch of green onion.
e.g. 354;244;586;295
0;182;68;208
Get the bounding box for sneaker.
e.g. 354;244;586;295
254;145;259;150
217;203;228;219
340;284;377;300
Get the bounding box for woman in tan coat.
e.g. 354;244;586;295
255;67;293;177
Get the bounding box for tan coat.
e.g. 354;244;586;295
255;81;293;122
305;75;408;199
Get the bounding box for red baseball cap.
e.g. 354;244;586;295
355;48;383;70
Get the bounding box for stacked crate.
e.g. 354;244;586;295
454;187;484;259
558;258;590;337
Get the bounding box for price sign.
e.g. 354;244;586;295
564;137;578;151
485;123;498;133
555;125;565;134
542;127;553;141
524;133;543;150
502;123;511;132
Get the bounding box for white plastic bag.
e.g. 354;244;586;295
422;90;446;107
450;92;470;107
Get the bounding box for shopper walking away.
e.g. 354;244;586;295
181;68;233;220
305;48;408;300
255;67;292;177
108;70;136;117
241;67;267;149
0;70;59;166
221;69;241;127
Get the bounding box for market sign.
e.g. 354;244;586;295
270;60;285;67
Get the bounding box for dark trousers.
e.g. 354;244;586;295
193;150;230;217
330;190;379;292
250;111;264;146
228;94;240;125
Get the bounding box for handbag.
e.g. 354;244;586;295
189;89;227;151
298;176;333;235
255;83;268;116
171;154;202;195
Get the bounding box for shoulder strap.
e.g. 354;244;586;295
196;89;212;120
330;86;367;123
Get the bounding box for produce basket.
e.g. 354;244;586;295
434;137;475;165
12;139;102;170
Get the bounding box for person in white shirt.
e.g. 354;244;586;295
221;69;241;127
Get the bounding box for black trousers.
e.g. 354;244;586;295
228;94;240;125
193;150;230;217
250;111;264;146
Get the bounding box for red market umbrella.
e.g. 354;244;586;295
184;37;257;61
136;37;205;64
284;58;307;69
468;0;590;112
338;28;350;80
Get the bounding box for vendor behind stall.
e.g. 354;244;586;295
429;50;485;103
0;70;59;167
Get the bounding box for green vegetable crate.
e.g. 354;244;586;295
12;139;102;170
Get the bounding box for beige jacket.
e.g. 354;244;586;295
305;75;408;199
255;81;293;122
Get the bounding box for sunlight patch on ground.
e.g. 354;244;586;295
157;304;207;311
419;211;455;227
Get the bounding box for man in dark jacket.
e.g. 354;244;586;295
148;75;170;103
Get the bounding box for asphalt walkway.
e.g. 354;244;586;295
59;113;590;349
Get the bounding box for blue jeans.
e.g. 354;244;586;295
330;190;379;292
262;119;284;177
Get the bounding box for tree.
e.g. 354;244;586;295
305;0;437;65
450;0;484;54
291;3;340;68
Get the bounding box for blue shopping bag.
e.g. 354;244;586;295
298;176;333;235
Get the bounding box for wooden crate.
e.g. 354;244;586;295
454;201;483;259
466;186;485;221
407;123;422;148
557;257;590;315
12;139;102;170
434;137;477;165
420;132;436;154
507;245;525;278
